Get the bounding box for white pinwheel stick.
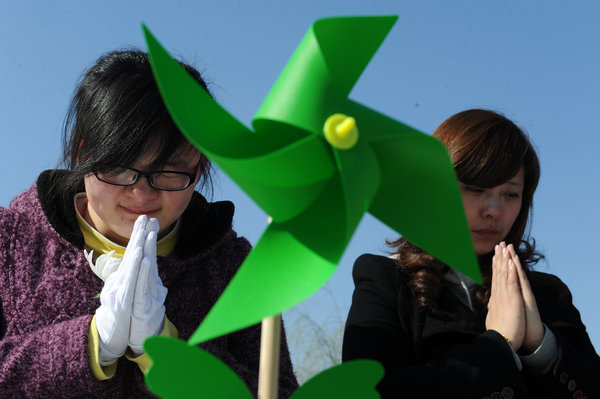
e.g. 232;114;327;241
257;215;281;399
258;314;281;399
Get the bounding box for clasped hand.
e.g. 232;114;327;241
94;215;168;365
485;242;544;353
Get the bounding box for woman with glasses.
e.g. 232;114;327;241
0;50;298;398
342;109;600;398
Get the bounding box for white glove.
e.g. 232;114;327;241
95;215;148;365
129;217;168;357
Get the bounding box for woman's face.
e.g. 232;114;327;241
83;150;200;246
459;167;525;256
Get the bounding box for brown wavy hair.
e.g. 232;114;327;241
389;109;542;317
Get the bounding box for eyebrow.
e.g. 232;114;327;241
507;180;524;187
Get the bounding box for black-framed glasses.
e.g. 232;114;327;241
94;166;197;191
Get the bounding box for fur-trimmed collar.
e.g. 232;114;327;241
36;169;235;258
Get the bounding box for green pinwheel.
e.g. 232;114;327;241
143;335;383;399
143;15;479;346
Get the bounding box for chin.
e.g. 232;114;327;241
474;245;496;257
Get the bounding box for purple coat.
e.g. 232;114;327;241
0;170;298;398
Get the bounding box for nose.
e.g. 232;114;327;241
128;175;158;198
481;195;501;220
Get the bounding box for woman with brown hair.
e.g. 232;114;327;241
342;109;600;398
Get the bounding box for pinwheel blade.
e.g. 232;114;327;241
190;172;356;344
289;360;383;399
189;222;336;344
332;141;381;238
144;25;337;221
368;133;480;283
313;16;398;98
143;336;253;399
254;16;397;136
143;24;272;157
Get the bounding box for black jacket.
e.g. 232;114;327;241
342;254;600;399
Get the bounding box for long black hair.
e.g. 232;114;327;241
59;49;212;194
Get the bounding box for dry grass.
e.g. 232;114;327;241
284;285;346;384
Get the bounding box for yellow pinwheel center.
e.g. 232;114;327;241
323;113;359;150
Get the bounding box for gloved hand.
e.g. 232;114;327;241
129;217;168;357
95;215;148;365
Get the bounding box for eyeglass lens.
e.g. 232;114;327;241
96;168;191;190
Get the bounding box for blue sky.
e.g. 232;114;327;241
1;0;598;376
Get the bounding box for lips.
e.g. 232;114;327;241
472;228;499;237
120;205;159;215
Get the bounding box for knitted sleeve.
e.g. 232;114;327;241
0;208;130;398
0;207;9;341
0;314;127;397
